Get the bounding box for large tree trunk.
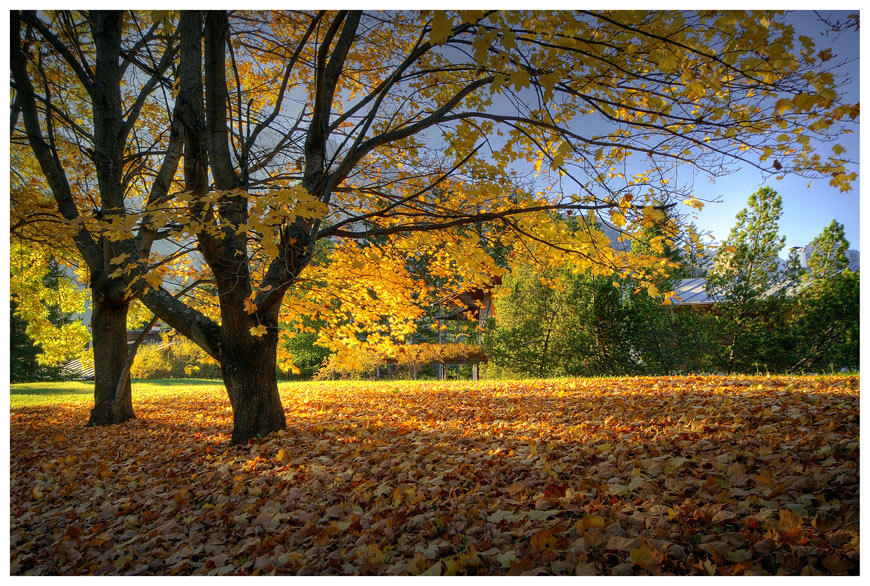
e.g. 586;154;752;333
221;331;286;445
86;293;134;426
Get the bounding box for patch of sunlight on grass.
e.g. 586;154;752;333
10;379;229;409
10;381;94;408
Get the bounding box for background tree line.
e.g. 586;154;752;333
484;188;859;377
13;187;858;381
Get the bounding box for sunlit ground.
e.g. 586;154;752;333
9;375;859;575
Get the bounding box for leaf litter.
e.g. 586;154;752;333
10;375;858;575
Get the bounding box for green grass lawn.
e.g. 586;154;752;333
11;373;859;409
10;381;97;408
9;379;229;409
9;377;476;409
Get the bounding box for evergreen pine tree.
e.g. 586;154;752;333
707;187;787;304
806;219;851;282
791;219;858;372
706;187;796;372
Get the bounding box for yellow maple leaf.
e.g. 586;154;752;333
575;514;606;532
610;211;627;228
429;11;452;45
250;324;268;337
109;252;130;266
144;272;163;291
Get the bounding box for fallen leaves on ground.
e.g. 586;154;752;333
9;375;859;576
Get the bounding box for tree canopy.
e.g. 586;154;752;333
10;10;859;443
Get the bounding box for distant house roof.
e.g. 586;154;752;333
60;358;95;381
671;269;852;308
672;276;801;307
434;276;502;321
673;277;715;306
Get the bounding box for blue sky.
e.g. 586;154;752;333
687;10;860;253
480;9;862;256
690;163;860;253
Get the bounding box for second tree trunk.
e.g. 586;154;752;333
86;295;135;426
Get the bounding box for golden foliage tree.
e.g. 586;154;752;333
11;10;858;443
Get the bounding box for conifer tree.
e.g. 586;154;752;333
707;187;796;371
791;219;858;371
806;219;851;282
707;187;787;305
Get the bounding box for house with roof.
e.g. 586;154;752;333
670;242;859;311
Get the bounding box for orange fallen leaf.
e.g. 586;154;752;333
530;527;560;551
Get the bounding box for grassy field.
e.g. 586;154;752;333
10;379;232;408
9;375;859;576
9;378;424;408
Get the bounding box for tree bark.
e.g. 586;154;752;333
12;12;170;426
220;327;286;445
86;290;134;426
